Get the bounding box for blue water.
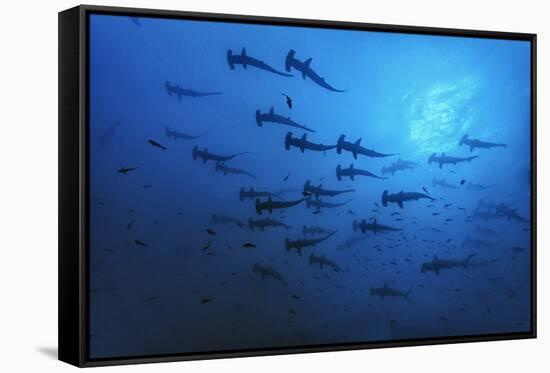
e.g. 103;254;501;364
88;14;532;359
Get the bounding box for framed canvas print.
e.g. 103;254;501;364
59;5;536;367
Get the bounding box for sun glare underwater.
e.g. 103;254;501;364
88;14;532;359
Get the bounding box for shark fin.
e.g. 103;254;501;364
269;107;274;115
350;163;354;169
241;47;246;57
355;138;362;146
305;58;312;66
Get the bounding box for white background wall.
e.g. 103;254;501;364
0;0;546;371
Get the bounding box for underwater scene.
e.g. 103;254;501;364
88;14;532;359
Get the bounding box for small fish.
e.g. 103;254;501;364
147;139;167;150
444;203;453;208
145;296;159;302
432;213;440;216
347;209;355;215
460;179;466;185
291;295;300;299
142;184;152;189
284;172;291;181
201;241;212;251
206;229;216;235
282;93;293;108
242;242;256;248
312;211;321;215
117;167;137;174
201;298;213;304
134;240;147;247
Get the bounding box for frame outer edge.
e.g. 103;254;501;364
66;5;537;367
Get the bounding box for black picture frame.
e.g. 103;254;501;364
59;4;537;367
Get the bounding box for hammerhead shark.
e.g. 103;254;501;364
382;190;434;209
421;254;476;275
432;177;459;189
336;235;368;251
467;182;491;191
227;48;292;77
165;81;222;100
428;153;478;168
336;135;397;159
239;187;279;201
252;263;286;285
212;214;243;228
381;159;420;175
302;225;335;236
284;132;336;152
215;162;256;179
463;235;499;249
285;49;345;92
284;231;336;256
255;107;315;132
166;126;207;140
255;196;306;214
306;198;352;212
248;217;291;231
336;164;387;181
303;180;355;199
353;219;401;234
496;203;529;223
309;254;342;272
370;283;410;300
192;146;248;163
459;134;507;152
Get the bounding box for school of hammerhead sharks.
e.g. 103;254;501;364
112;25;529;315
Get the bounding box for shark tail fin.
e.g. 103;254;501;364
165;81;172;96
284;132;292;150
352;220;357;232
336;135;345;154
382;190;389;207
285;49;295;72
239;187;245;201
284;238;290;251
248;218;254;230
255;110;262;126
226;49;235;70
428;153;435;164
192;146;198;160
308;254;314;265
